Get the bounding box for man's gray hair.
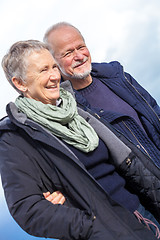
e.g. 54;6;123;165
43;22;85;47
1;40;51;94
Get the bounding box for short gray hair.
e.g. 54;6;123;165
1;39;51;93
43;22;85;47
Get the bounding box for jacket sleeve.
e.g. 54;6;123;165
0;138;94;240
125;72;160;118
117;151;160;222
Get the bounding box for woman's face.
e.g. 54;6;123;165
23;49;61;105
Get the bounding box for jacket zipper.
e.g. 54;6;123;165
123;71;160;123
122;120;152;159
94;111;152;165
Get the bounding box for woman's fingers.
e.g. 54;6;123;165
43;191;66;205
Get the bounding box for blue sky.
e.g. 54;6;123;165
0;0;160;239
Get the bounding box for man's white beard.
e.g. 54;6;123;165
70;68;92;79
59;63;92;80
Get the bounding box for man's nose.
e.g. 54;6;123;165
74;49;84;60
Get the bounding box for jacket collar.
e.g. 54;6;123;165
3;99;87;170
60;80;75;96
91;61;122;79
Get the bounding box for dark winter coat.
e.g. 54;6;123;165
0;81;159;240
71;61;160;222
80;61;160;156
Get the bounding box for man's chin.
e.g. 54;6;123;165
72;68;92;80
60;65;92;80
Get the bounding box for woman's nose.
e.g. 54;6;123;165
49;74;60;81
49;68;61;80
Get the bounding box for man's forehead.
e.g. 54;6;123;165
51;32;84;56
49;26;83;44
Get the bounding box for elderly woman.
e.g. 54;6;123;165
0;40;159;240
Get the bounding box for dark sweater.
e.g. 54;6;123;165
66;138;140;213
77;77;160;166
78;77;145;129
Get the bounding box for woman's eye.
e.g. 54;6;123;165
52;64;58;69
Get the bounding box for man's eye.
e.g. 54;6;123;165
78;46;86;50
64;52;71;57
41;68;47;72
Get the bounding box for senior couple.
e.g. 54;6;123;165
1;22;160;240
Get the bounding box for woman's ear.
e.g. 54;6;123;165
12;77;27;93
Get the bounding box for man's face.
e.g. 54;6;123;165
48;26;92;80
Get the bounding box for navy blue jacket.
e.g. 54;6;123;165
0;93;158;240
74;62;160;167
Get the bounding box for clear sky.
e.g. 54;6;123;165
0;0;160;239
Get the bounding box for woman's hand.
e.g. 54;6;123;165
43;191;66;205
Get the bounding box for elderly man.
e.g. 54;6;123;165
44;22;160;168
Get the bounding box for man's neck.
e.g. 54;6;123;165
64;75;92;90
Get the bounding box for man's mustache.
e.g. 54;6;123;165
72;57;88;68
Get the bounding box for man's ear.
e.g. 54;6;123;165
12;77;27;93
